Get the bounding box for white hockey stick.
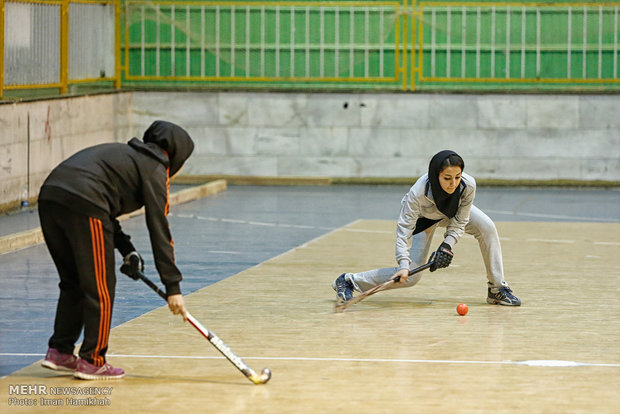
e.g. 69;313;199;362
137;271;271;384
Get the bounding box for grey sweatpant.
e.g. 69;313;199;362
347;205;510;292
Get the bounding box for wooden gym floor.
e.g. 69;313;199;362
1;186;619;413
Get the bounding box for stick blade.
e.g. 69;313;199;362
334;295;363;313
334;302;346;313
250;368;272;384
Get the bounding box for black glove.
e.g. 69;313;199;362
429;242;453;272
120;251;144;280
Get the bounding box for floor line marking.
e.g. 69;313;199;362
3;353;618;368
170;214;618;245
253;220;361;266
248;221;276;227
527;238;576;244
221;218;247;224
594;241;620;246
483;209;620;223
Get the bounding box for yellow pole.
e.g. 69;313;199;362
401;0;408;90
1;0;5;99
60;0;69;94
417;1;423;88
410;2;417;91
394;3;400;87
114;0;121;89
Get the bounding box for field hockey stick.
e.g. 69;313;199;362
334;259;435;313
136;271;271;385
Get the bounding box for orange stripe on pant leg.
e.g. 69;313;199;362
89;218;105;366
89;218;103;366
94;219;110;349
94;218;111;366
98;220;111;363
93;219;105;366
89;218;111;367
94;219;110;366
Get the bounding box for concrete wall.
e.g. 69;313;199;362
130;91;620;182
0;93;133;211
1;91;618;209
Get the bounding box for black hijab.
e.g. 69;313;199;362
428;150;465;218
143;120;195;177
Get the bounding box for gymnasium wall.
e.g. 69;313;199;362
1;90;617;211
0;93;133;211
130;91;620;183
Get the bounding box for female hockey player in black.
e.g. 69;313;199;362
38;120;194;380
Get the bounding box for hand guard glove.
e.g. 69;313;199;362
120;251;144;280
429;242;453;272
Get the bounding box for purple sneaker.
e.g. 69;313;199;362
74;359;125;380
41;348;79;372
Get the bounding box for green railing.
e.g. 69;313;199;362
2;0;620;97
122;1;404;90
414;2;620;91
121;0;620;91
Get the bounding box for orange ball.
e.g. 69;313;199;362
456;303;468;316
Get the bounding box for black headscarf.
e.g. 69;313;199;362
428;150;465;218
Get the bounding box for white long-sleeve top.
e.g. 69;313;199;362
395;172;476;269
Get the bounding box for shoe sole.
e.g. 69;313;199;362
74;371;125;380
41;360;76;372
487;297;521;306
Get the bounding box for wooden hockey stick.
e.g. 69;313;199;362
334;259;435;313
136;271;271;384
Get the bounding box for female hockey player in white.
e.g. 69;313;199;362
332;150;521;306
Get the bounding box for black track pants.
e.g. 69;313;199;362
38;200;116;366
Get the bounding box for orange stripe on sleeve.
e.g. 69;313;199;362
165;167;176;257
165;167;170;216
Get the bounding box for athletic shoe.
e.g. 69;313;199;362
332;273;354;302
41;348;79;372
74;359;125;380
487;287;521;306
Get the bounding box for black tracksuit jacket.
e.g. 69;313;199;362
38;121;194;295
